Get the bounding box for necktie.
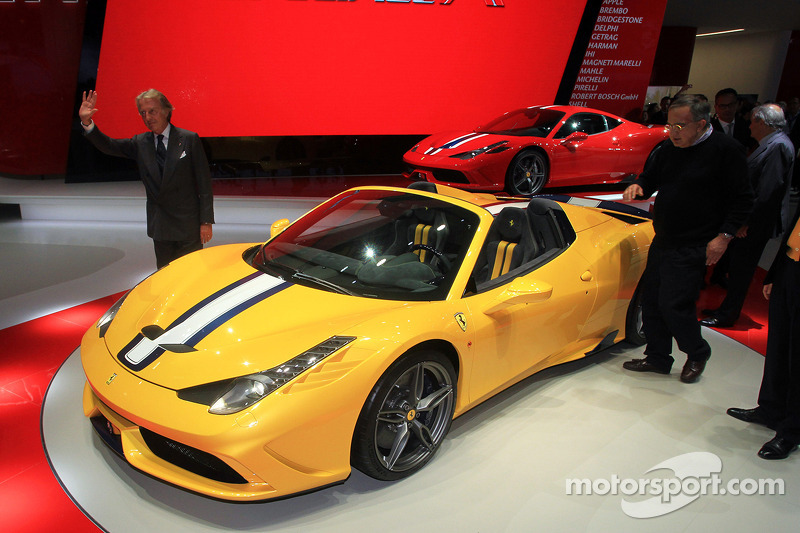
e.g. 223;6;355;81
156;134;167;176
786;216;800;261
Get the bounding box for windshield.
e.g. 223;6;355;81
250;189;480;301
477;107;566;138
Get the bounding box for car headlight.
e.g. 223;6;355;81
96;291;130;338
450;140;510;160
178;336;356;415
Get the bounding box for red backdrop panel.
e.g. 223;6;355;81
0;1;87;175
94;0;588;138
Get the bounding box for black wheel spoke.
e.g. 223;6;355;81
384;422;411;469
412;363;425;404
377;409;408;425
417;383;453;412
410;419;436;451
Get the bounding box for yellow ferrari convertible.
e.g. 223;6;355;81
81;183;653;501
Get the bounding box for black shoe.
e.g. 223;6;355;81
699;316;735;328
700;308;718;317
680;360;706;383
726;407;774;429
623;358;670;375
758;436;797;460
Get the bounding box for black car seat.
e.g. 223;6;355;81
475;207;538;284
527;197;570;254
386;206;450;270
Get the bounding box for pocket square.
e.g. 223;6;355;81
180;150;187;159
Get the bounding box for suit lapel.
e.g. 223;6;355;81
161;126;182;185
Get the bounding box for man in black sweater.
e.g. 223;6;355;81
622;95;753;383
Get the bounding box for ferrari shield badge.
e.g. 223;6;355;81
454;312;467;332
106;373;117;385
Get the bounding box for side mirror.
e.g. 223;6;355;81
483;278;554;315
270;218;291;238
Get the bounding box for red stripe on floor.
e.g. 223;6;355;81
698;267;770;356
0;292;124;533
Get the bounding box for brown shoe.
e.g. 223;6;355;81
623;358;671;375
680;360;706;383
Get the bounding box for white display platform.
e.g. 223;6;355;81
43;335;799;533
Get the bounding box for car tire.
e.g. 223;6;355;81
625;285;646;345
351;350;457;481
506;149;548;196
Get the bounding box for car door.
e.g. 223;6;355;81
462;233;599;406
549;112;622;183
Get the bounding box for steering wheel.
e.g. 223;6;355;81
410;243;452;273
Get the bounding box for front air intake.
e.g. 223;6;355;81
139;427;248;484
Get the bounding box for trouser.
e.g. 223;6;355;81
153;238;203;269
757;253;800;444
641;243;711;371
715;227;772;323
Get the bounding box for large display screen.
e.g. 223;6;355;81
94;0;589;138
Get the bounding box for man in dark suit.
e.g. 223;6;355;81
79;89;214;269
727;201;800;459
710;88;755;151
701;104;795;327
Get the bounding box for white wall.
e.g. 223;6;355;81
687;30;792;102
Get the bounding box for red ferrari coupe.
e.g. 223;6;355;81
403;105;669;196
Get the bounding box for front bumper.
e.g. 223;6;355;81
80;328;365;501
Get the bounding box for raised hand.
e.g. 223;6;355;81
79;90;99;125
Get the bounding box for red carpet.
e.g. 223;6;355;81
0;292;124;533
0;274;771;531
697;267;770;356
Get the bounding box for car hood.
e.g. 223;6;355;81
407;131;513;160
102;246;411;390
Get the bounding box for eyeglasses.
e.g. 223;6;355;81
664;121;697;131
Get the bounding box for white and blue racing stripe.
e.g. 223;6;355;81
117;272;289;371
424;133;488;155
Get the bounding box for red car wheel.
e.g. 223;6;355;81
506;149;548;196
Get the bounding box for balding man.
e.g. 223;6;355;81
701;104;795;327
